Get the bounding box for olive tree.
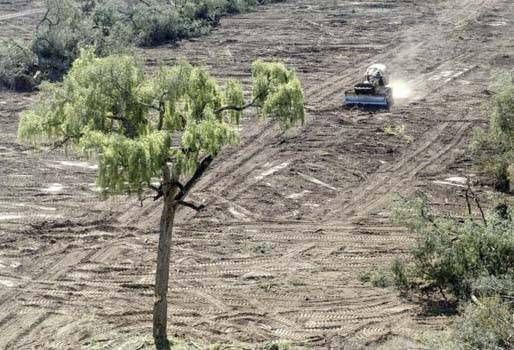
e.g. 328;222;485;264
18;49;304;349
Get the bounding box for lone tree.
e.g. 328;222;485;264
18;49;304;349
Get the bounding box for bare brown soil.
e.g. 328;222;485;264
1;0;514;348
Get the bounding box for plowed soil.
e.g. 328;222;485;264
1;0;513;349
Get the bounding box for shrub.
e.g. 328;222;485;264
0;40;38;91
32;0;100;80
132;6;205;47
473;273;514;300
370;270;390;288
471;73;514;192
358;269;390;288
457;296;513;350
391;257;410;289
27;0;251;80
19;0;289;82
394;195;514;350
394;195;514;300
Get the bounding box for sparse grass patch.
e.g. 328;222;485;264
288;277;306;286
383;123;413;143
251;242;273;254
263;339;293;350
258;280;279;292
390;257;412;289
358;269;391;288
370;270;390;288
358;269;371;283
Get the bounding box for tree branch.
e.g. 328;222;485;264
149;184;161;194
157;100;165;130
174;155;213;202
177;200;205;211
150;180;185;202
50;133;84;150
52;136;70;150
465;187;473;219
471;188;487;227
137;100;161;111
215;98;258;114
169;180;185;194
37;7;61;30
140;195;156;207
36;8;51;30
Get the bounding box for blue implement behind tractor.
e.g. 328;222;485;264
344;64;394;110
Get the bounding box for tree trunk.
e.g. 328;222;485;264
153;186;177;350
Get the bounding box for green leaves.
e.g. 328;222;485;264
92;131;171;194
18;50;304;196
252;60;305;128
222;80;244;124
394;195;514;299
471;74;514;191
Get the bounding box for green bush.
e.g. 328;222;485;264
473;274;514;300
23;0;288;82
394;195;514;300
132;6;205;47
32;0;99;80
457;296;513;350
391;257;410;289
370;270;390;288
0;40;38;91
358;269;391;288
471;73;514;192
394;195;514;350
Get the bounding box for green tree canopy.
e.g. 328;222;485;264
19;49;304;196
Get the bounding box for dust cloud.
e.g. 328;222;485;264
389;80;413;100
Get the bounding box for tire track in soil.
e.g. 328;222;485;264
0;246;100;349
0;8;44;21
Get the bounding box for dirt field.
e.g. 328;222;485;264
1;0;514;348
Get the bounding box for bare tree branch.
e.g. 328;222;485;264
52;136;70;150
466;181;487;227
149;184;162;194
37;8;51;30
465;186;473;218
177;200;205;211
138;100;161;111
50;132;84;150
175;155;213;202
215;97;260;114
140;195;155;207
